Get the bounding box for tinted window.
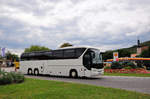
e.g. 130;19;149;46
29;53;35;57
64;49;75;58
42;51;53;59
83;50;92;70
20;54;25;60
36;52;43;56
21;52;50;60
21;53;29;60
44;51;53;57
53;50;63;59
76;48;86;58
20;48;86;61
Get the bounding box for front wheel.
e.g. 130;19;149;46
70;70;78;78
34;69;39;76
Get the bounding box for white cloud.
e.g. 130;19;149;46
0;30;3;36
6;48;24;56
0;0;150;52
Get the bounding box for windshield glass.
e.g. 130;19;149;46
83;48;103;70
90;48;102;64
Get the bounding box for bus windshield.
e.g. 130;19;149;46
90;49;102;64
83;48;103;70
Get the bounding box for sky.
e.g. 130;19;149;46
0;0;150;55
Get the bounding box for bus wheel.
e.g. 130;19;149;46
34;69;39;76
70;70;78;78
28;69;32;75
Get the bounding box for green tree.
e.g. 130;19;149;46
117;49;131;57
137;46;150;68
24;45;50;53
59;43;73;48
103;51;113;60
6;51;19;61
111;62;123;69
140;46;150;58
103;49;131;61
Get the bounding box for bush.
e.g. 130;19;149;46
120;61;128;67
0;71;13;85
0;69;25;85
104;66;111;69
2;73;14;85
146;66;150;70
111;62;123;69
126;62;137;69
0;68;2;74
123;66;133;69
143;60;150;70
10;72;25;83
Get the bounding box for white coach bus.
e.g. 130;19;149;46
19;46;104;78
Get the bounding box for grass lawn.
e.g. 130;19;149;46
104;72;150;77
0;78;150;99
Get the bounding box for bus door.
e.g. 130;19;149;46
83;50;92;77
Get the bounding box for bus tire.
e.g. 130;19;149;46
70;70;78;78
28;69;32;75
34;69;39;76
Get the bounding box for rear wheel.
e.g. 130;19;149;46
28;69;32;75
70;70;78;78
34;69;39;76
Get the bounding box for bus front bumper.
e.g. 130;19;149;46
90;68;104;77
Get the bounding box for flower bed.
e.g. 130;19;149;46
104;68;150;74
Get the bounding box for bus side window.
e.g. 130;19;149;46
76;48;86;58
44;51;53;59
64;49;75;59
53;50;63;59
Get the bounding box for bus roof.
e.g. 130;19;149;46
21;46;101;55
58;46;101;50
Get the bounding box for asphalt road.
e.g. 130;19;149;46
26;75;150;94
1;67;150;94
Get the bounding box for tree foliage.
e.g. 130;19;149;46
103;49;131;61
117;49;131;57
102;51;113;60
5;51;19;61
59;43;73;48
103;40;150;60
111;62;123;69
140;46;150;58
138;46;150;69
24;45;50;53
